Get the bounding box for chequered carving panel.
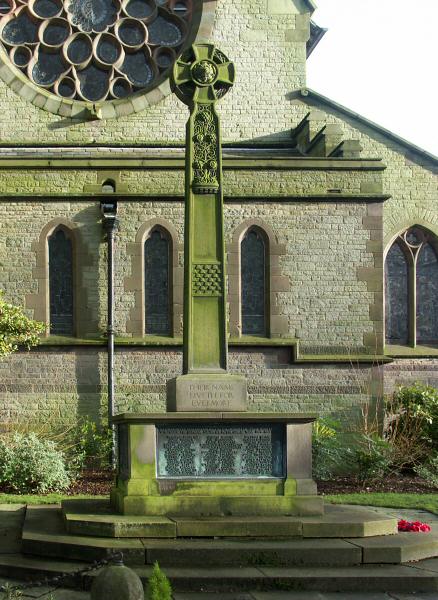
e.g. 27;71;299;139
192;263;222;296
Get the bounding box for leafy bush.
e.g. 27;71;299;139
388;383;438;452
146;562;172;600
74;418;113;469
414;454;438;489
1;417;114;472
354;433;393;483
312;418;354;480
0;290;44;357
0;433;71;493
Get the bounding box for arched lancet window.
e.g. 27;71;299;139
48;227;74;335
417;242;438;344
385;226;438;346
144;228;171;335
385;241;409;344
241;228;268;336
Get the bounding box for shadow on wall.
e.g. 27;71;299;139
74;204;105;424
75;349;105;423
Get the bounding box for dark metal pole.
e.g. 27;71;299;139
101;200;118;469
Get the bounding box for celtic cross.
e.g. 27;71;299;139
172;44;235;374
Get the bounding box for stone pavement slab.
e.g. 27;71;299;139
391;594;438;599
0;576;88;599
407;557;438;573
346;530;438;564
0;504;25;555
173;594;255;600
172;593;438;600
300;505;397;538
367;507;438;522
251;594;391;600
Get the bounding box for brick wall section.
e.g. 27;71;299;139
0;347;376;425
3;347;436;425
383;359;438;395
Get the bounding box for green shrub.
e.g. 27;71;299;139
312;418;355;480
354;433;393;483
389;383;438;451
415;454;438;488
0;290;44;357
74;418;113;469
146;562;172;600
0;433;71;493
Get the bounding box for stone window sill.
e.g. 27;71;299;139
36;336;392;363
38;335;298;348
385;344;438;358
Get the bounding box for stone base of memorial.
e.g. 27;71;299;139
110;412;323;517
167;374;248;412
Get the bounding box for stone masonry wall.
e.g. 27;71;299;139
384;359;438;395
0;0;311;144
0;192;377;350
298;98;438;249
0;346;375;425
3;346;437;426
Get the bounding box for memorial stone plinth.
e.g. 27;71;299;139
110;412;322;517
111;44;321;518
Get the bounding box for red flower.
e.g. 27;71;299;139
398;519;431;533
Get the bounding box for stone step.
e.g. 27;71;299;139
143;538;362;567
22;506;438;568
172;595;438;600
60;499;397;539
87;563;438;594
0;553;89;588
22;506;147;565
2;553;438;593
171;507;397;538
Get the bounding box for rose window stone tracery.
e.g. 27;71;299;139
0;0;193;102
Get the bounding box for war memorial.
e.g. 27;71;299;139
0;0;437;595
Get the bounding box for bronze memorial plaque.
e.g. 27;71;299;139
156;423;285;478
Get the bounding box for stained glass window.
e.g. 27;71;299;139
385;227;438;347
417;243;438;344
385;242;409;344
241;229;267;335
144;228;171;335
48;228;74;335
0;0;193;103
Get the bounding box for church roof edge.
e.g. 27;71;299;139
300;88;438;166
304;0;317;13
307;20;328;58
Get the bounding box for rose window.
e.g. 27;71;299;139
0;0;193;102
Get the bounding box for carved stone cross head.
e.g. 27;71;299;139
172;43;235;106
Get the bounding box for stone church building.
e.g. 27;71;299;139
0;0;437;426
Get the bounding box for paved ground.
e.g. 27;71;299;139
0;504;437;599
1;585;437;599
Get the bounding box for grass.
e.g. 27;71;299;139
0;493;106;505
325;493;438;515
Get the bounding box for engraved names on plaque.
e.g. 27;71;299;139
156;423;285;479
